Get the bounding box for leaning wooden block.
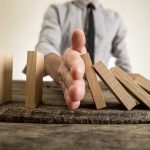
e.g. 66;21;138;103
0;52;13;104
25;51;44;108
129;73;150;93
81;53;106;109
129;73;139;80
134;74;150;93
111;67;150;108
94;61;137;110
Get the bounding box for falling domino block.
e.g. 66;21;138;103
93;61;137;110
129;73;150;94
81;53;106;109
129;73;139;80
25;51;44;108
111;67;150;108
0;52;13;104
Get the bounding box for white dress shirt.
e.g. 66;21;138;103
35;0;132;72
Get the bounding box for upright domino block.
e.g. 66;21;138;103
111;68;150;108
81;53;106;109
94;61;137;110
0;52;13;104
129;73;150;94
25;51;44;108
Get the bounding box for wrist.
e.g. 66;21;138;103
44;53;63;82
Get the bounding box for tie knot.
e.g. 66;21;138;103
87;3;95;10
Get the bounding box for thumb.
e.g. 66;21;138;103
71;29;86;53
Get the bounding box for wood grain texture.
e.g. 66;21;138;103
129;73;139;80
111;67;150;108
0;81;150;124
25;51;44;108
0;52;13;104
130;73;150;94
93;61;137;110
81;53;106;109
0;123;150;150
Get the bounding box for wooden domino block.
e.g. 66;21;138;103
111;67;150;108
25;51;44;108
129;73;150;93
81;53;106;109
93;61;137;110
128;73;139;80
0;52;13;104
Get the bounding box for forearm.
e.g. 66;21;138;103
44;53;62;83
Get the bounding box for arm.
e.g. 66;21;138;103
44;30;86;110
35;5;61;56
44;53;62;83
35;6;86;109
111;14;132;72
23;6;61;77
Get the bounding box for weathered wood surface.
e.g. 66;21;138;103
0;123;150;150
0;81;150;124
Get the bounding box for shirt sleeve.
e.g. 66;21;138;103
111;14;132;73
35;5;61;56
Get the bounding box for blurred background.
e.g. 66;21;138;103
0;0;150;80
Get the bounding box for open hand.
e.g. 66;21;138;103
58;29;87;109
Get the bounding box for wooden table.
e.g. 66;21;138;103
0;81;150;150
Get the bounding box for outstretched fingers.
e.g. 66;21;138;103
60;29;87;109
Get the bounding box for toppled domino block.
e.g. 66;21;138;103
111;68;150;108
129;73;150;94
129;73;139;80
25;51;44;108
81;53;106;109
0;52;13;104
94;61;137;110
